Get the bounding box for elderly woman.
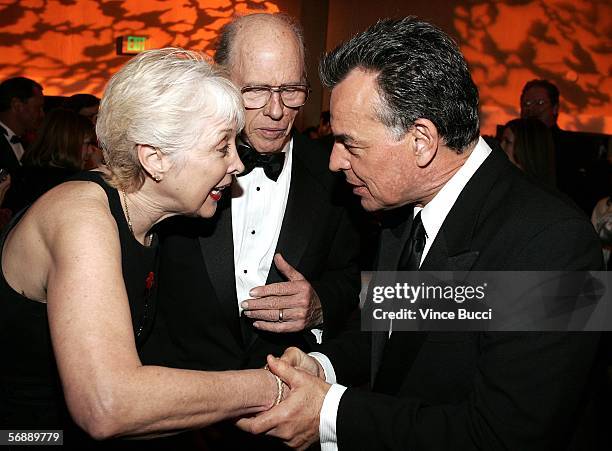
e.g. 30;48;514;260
0;49;283;443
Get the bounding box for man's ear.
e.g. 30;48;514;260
411;118;439;167
10;97;23;113
136;145;168;182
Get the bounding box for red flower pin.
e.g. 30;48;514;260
145;271;155;290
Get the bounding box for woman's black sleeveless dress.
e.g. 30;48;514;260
0;171;159;442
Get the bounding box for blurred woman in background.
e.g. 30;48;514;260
500;117;556;188
63;94;104;168
62;93;100;125
1;108;96;214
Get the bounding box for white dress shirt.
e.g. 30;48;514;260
314;137;493;451
232;139;293;314
0;119;24;162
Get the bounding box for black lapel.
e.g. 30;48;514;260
266;134;325;284
197;197;244;345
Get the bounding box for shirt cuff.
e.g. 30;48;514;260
309;352;337;384
319;383;347;451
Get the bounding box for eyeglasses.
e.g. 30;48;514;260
241;84;310;109
521;98;549;108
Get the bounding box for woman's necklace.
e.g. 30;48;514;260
121;189;152;246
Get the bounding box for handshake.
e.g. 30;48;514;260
236;347;332;450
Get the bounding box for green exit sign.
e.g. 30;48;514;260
116;36;148;55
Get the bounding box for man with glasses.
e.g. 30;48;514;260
521;78;610;215
141;12;360;449
520;79;559;129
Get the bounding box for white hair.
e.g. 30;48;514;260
96;47;245;190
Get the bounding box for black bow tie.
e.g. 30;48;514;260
0;125;21;145
237;143;285;182
10;135;22;144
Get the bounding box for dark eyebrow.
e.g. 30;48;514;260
334;133;359;145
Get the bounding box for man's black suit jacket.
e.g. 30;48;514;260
141;132;361;371
0;134;20;176
322;145;605;450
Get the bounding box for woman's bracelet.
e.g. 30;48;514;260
265;364;283;406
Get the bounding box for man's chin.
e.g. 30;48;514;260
251;135;290;153
359;197;382;212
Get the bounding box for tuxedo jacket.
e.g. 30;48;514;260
140;132;361;370
0;134;20;176
322;146;605;450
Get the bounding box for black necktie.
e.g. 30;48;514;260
398;211;426;270
237;143;285;182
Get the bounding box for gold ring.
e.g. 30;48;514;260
278;309;284;322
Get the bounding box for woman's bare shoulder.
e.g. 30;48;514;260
14;180;121;257
2;180;120;301
35;180;115;229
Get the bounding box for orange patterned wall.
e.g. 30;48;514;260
0;0;280;97
325;0;611;136
1;0;610;135
455;0;611;135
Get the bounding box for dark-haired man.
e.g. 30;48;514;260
520;79;560;129
0;77;44;174
238;17;604;451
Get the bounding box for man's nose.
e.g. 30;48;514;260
263;91;284;120
329;142;349;172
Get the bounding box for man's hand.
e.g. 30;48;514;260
280;347;325;379
237;355;330;450
241;253;323;333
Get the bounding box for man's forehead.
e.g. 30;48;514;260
230;38;303;82
232;21;301;60
331;71;381;116
522;86;549;100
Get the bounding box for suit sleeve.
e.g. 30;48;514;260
317;312;372;387
335;218;605;451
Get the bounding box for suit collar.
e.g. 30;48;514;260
377;138;494;271
420;137;490;251
423;144;509;269
0;120;17;138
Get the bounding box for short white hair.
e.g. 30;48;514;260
96;48;245;190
